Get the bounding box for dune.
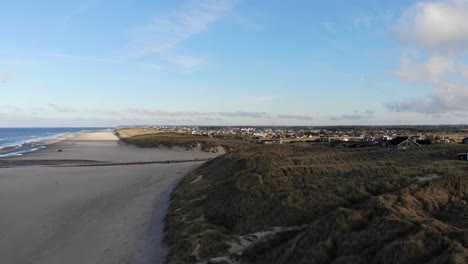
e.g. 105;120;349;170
0;131;221;264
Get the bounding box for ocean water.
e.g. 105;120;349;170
0;127;113;158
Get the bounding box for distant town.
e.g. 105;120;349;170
121;125;468;147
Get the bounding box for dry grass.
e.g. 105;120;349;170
116;128;251;151
115;128;164;138
164;143;468;263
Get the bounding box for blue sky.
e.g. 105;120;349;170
1;0;468;126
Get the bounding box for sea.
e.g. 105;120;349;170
0;127;113;158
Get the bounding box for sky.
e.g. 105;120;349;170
1;0;468;127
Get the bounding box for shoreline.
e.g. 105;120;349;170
0;129;110;158
0;130;222;264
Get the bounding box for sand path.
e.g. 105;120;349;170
0;131;220;264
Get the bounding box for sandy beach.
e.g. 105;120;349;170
0;131;221;264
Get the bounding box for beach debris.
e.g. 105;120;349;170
58;149;63;152
417;174;441;183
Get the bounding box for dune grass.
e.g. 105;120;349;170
116;128;251;151
116;128;468;263
164;143;468;263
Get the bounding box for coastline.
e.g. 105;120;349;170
0;130;222;264
0;129;110;158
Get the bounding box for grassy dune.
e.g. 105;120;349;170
116;128;251;151
163;143;468;264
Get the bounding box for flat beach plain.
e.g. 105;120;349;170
0;131;221;264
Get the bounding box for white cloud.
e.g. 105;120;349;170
388;55;468;114
129;0;241;57
386;88;468;114
48;103;76;113
392;55;455;83
388;0;468;115
391;56;422;82
126;108;313;121
277;114;313;120
424;55;455;82
0;73;12;83
3;105;22;111
127;108;203;117
330;110;375;121
119;108;295;121
393;0;468;54
217;111;269;118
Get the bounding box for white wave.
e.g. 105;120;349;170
0;132;76;151
0;146;46;158
0;128;109;151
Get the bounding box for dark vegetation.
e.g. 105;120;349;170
116;129;468;263
163;143;468;264
116;128;251;152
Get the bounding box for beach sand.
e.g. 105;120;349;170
0;131;221;264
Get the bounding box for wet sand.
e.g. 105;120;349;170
0;131;221;264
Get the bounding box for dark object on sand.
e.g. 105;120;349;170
58;149;63;152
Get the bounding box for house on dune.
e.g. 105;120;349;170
386;136;421;149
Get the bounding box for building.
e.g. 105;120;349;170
257;139;282;144
457;153;468;161
387;136;421;149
